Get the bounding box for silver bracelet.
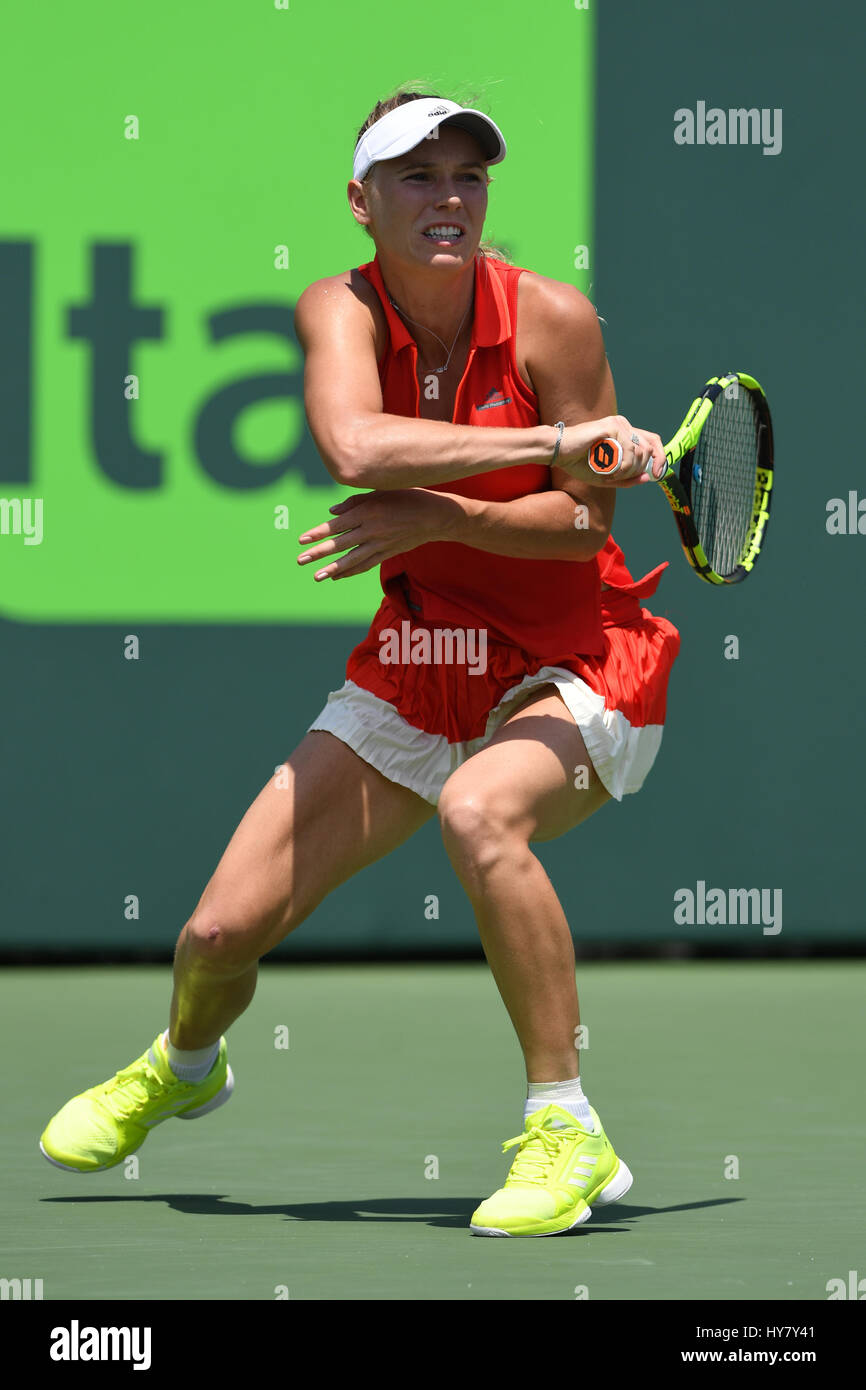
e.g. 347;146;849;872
551;420;565;464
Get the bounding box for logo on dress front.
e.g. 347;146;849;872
476;387;511;412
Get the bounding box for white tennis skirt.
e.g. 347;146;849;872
308;665;666;808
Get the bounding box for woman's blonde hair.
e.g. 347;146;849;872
354;83;513;264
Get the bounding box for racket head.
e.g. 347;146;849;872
663;372;774;584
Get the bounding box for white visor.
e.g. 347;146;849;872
353;98;506;182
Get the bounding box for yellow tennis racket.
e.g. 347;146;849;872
589;371;774;585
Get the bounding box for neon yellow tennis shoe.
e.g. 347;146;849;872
470;1103;633;1237
39;1032;233;1173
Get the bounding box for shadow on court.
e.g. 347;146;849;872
40;1194;744;1231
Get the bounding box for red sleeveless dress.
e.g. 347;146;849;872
310;252;681;801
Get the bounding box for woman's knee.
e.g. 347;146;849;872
179;902;295;972
438;780;529;878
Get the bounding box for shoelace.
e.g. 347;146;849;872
500;1123;587;1187
99;1057;180;1121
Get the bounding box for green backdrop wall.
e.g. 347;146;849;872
1;0;862;954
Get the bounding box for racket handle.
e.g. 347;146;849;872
589;438;663;479
588;438;623;475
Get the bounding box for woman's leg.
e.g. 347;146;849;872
438;686;610;1083
170;730;436;1048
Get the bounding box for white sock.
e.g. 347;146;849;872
163;1029;219;1082
525;1077;593;1132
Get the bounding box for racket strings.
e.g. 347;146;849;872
690;388;761;577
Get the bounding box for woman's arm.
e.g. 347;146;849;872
496;274;620;559
294;274;652;491
298;478;632;580
294;275;546;488
412;275;645;562
433;487;609;561
295;273;664;579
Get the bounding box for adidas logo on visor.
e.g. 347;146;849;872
427;107;449;116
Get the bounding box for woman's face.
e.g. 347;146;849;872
355;124;490;268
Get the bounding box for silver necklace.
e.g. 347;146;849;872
387;291;473;373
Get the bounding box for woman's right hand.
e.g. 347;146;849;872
555;416;666;487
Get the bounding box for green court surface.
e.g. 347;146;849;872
2;961;863;1302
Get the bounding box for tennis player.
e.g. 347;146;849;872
40;90;680;1238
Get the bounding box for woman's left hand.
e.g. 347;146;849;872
297;488;461;581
